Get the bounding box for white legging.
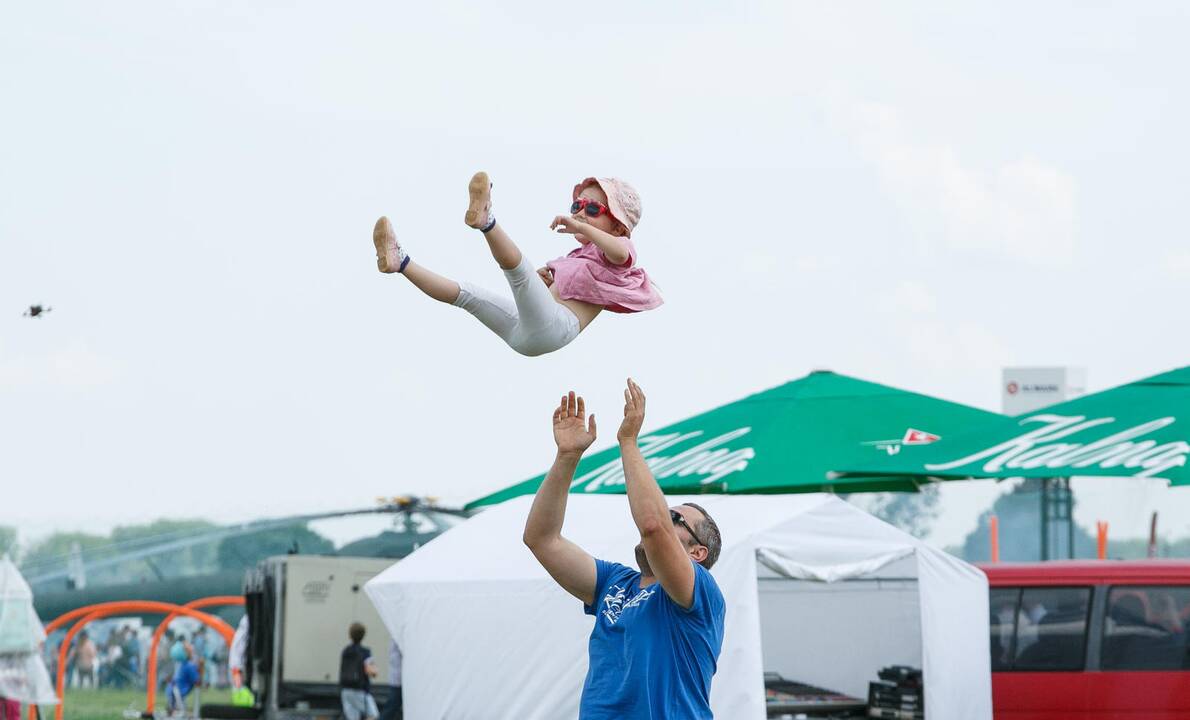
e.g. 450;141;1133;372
453;255;580;357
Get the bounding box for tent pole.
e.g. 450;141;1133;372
989;515;1000;563
1040;479;1049;561
1149;512;1159;558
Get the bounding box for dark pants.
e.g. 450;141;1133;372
378;687;402;720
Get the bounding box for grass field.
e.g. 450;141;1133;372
29;688;235;720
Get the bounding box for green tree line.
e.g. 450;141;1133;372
3;520;334;587
949;479;1190;562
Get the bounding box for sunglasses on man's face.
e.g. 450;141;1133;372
670;509;706;548
570;197;612;218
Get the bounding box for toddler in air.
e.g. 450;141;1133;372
372;173;662;356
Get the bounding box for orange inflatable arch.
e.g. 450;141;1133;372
145;596;245;713
39;601;235;720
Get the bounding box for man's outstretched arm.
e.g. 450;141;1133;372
618;379;697;608
523;392;598;606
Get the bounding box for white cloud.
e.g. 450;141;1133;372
885;280;938;315
846;101;1077;265
0;340;120;391
1164;249;1190;278
877;280;1013;382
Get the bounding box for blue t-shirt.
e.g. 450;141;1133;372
172;660;200;696
579;559;726;719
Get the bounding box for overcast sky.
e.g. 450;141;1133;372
3;1;1189;552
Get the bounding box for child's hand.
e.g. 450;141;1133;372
537;267;554;287
550;215;630;265
550;215;592;244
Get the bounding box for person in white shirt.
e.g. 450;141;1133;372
379;640;402;720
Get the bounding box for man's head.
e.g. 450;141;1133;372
348;622;366;644
677;503;722;569
634;503;723;574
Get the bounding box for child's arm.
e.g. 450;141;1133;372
550;216;630;266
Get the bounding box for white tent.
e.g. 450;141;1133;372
0;556;58;705
365;494;991;719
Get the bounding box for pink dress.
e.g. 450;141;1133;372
546;239;663;314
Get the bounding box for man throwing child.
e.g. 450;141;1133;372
523;380;726;719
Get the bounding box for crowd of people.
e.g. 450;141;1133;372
45;623;231;692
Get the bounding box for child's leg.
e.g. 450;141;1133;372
498;256;581;356
452;282;518;344
464;172;523;270
454;262;578;357
462;173;579;354
374;217;460;303
401;261;460;304
481;222;522;270
374;215;521;343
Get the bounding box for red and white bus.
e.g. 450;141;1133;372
981;560;1190;719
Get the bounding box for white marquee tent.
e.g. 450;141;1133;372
0;556;58;706
365;494;991;719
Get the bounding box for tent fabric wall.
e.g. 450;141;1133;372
365;495;991;719
757;578;921;698
0;557;58;705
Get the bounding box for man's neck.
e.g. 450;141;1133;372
640;573;657;587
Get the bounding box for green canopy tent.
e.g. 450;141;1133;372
828;366;1190;559
467;370;1003;509
829;366;1190;485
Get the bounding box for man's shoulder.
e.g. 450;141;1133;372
693;562;722;588
594;558;639;581
692;563;726;614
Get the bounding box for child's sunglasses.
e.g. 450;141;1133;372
571;198;612;218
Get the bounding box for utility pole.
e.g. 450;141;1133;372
1003;368;1085;561
1148;511;1159;558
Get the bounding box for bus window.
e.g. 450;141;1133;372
1102;586;1190;670
1012;587;1091;671
989;587;1020;671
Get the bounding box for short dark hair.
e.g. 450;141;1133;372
348;622;366;643
682;502;722;570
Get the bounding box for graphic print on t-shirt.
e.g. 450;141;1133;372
600;584;655;625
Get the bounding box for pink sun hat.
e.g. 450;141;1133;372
573;177;642;237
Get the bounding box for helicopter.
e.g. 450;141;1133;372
22;304;52;318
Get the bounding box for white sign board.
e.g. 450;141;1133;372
1002;367;1086;416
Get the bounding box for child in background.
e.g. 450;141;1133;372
339;623;379;720
373;173;662;356
166;641;200;716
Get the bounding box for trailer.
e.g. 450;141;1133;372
206;555;397;720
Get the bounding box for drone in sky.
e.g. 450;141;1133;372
22;305;52;318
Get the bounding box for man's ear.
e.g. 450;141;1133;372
691;545;709;564
613;223;628;237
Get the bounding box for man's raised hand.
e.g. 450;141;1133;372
617;378;647;442
553;391;597;457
